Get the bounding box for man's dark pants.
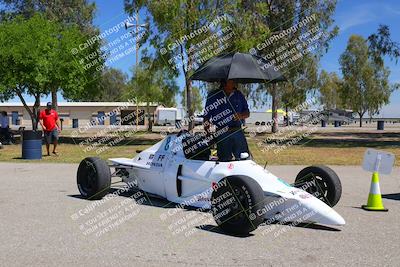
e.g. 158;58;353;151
216;128;249;161
0;127;11;144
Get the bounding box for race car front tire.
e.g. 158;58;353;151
211;176;265;235
294;165;342;207
77;157;111;200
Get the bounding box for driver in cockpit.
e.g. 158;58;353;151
203;80;250;161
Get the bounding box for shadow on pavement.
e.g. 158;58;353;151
195;225;254;238
382;193;400;201
68;186;341;238
68;194;86;199
265;221;341;232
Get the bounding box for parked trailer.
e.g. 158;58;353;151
154;108;177;126
247;112;273;126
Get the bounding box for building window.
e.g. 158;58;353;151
110;112;117;125
11;111;19;125
97;111;105;125
72;119;79;128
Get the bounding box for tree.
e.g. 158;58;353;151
0;0;100;109
79;68;128;101
125;1;220;130
270;2;336;132
181;86;202;113
44;22;104;104
0;14;100;130
125;52;179;132
366;25;400;120
125;1;338;132
339;35;393;127
368;24;400;67
281;55;319;126
218;0;338;132
318;70;343;123
318;70;342;109
0;0;96;30
216;1;278;129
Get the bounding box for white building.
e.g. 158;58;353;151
0;102;158;129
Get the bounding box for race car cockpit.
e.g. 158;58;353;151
177;130;250;161
178;130;212;160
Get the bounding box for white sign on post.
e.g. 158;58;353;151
362;149;395;175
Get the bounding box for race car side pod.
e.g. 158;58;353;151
362;171;388;212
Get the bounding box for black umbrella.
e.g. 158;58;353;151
190;52;286;83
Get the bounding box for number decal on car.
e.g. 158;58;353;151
164;136;171;151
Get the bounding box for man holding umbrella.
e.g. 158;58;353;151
191;52;286;160
203;79;250;161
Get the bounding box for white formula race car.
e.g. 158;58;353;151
77;131;345;235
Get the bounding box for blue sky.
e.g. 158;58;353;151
12;0;400;116
320;0;400;117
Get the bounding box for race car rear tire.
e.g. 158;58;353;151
77;157;111;200
211;176;265;235
294;165;342;207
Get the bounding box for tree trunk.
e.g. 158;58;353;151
184;2;194;132
146;101;152;132
31;117;36;131
186;54;194;131
285;105;289;126
327;112;330;125
271;84;278;133
359;113;363;127
51;87;58;111
32;95;41;131
186;78;194;131
16;87;35;131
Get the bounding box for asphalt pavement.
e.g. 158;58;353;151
1;163;399;266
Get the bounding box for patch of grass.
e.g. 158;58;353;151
248;129;400;165
0;143;151;163
249;143;400;166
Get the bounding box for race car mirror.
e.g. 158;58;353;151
240;152;249;159
362;149;395;175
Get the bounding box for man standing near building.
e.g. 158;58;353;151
39;102;61;156
203;80;250;161
0;111;11;144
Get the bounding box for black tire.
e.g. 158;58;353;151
295;165;342;207
211;176;265;235
77;157;111;200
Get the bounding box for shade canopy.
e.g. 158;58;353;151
267;109;286;115
190;52;286;83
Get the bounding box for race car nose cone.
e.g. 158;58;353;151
294;194;346;226
312;208;346;225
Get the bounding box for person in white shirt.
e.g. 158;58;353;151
0;111;11;144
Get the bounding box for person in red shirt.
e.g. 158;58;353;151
39;102;61;156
